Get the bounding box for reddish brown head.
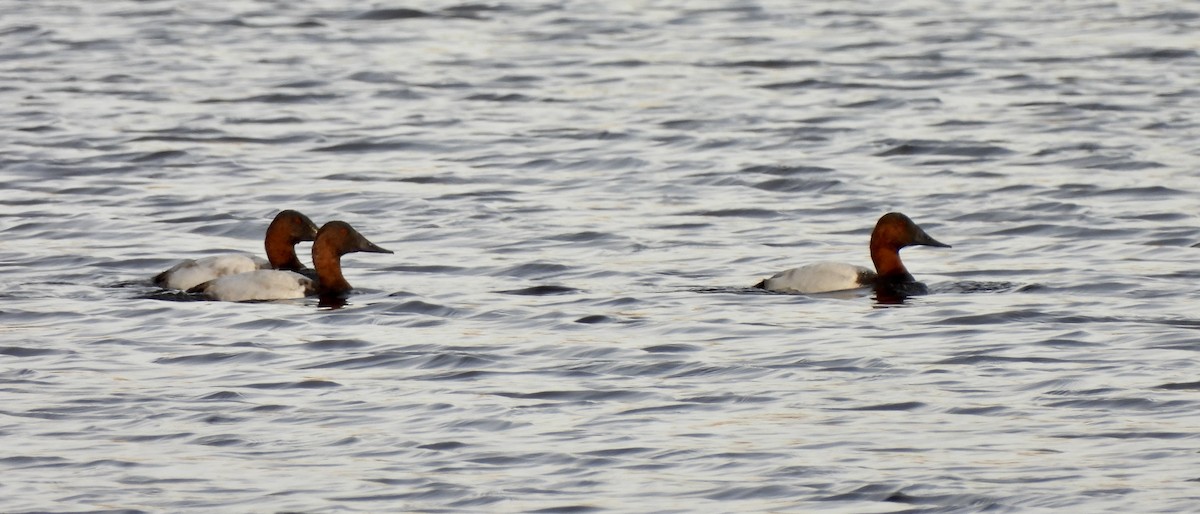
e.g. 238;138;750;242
869;212;950;280
311;221;393;296
264;210;319;271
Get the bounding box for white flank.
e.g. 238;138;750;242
159;254;270;290
198;270;313;302
761;261;873;294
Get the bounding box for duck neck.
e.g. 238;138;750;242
870;241;913;283
312;245;351;295
265;231;304;271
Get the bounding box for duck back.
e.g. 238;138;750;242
154;254;270;290
757;261;875;294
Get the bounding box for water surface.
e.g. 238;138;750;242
3;1;1200;512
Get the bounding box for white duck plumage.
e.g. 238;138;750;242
155;254;270;291
757;261;875;294
190;269;314;302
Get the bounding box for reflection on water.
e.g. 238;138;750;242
2;0;1200;512
317;294;349;310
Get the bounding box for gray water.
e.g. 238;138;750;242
3;1;1200;512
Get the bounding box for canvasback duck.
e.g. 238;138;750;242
754;212;950;296
153;210;319;290
189;220;392;302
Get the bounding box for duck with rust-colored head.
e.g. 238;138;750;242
190;221;392;302
754;212;950;296
154;210;319;290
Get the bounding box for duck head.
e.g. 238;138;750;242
870;212;950;251
314;221;393;257
265;210;320;270
311;220;393;297
869;212;950;281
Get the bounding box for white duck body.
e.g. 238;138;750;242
155;255;270;291
191;270;314;302
757;261;876;294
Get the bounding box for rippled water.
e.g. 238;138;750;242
3;1;1200;512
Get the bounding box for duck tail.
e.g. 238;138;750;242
752;279;767;289
186;280;214;295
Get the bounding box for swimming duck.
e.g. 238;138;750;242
189;220;392;302
754;212;950;296
153;210;319;290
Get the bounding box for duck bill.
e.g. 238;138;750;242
915;231;951;248
358;238;394;254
